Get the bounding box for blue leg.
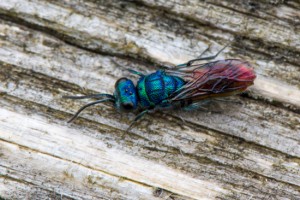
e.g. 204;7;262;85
159;62;177;69
127;69;144;77
127;109;149;131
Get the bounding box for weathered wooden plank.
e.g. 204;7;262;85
0;32;299;199
0;177;74;200
0;19;299;156
204;0;300;25
0;0;299;199
0;91;299;199
1;59;299;185
0;0;299;111
138;0;300;50
0;140;166;200
0;96;227;200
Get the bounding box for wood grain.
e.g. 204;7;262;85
0;0;299;199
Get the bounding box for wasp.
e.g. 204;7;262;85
63;46;256;129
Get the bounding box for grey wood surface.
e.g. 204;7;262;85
0;0;299;199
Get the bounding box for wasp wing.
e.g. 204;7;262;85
165;59;256;103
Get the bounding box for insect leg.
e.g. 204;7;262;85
197;45;211;59
127;109;149;131
177;44;229;67
127;69;144;77
159;61;177;69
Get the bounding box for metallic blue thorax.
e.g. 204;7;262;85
137;70;185;108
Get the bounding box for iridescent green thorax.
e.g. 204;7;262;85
137;70;185;109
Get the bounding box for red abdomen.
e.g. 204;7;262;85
191;59;256;94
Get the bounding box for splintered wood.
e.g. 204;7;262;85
0;0;299;199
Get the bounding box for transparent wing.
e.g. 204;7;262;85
165;59;256;103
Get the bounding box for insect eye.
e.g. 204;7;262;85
121;102;134;110
115;78;128;88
